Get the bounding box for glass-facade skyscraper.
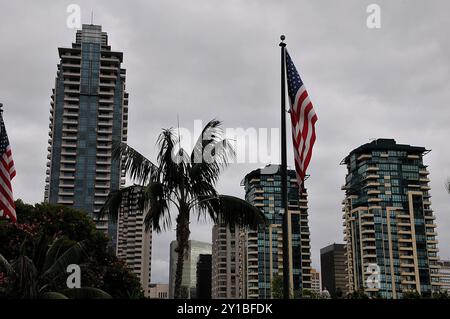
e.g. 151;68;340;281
243;164;312;298
342;139;440;298
45;24;128;246
168;240;212;299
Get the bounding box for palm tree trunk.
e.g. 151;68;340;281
174;207;190;299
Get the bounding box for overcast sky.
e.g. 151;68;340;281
1;0;449;284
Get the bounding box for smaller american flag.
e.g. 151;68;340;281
285;50;317;189
0;108;16;222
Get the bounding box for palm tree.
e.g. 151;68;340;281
101;119;266;299
0;235;111;299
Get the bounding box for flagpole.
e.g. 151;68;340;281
279;35;290;299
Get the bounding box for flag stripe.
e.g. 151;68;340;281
285;50;317;189
0;113;16;222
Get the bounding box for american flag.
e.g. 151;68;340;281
285;50;317;189
0;110;16;222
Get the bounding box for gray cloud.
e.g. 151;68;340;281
1;0;449;283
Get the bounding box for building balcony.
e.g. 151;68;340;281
100;73;117;80
61;62;81;69
64;96;79;102
397;222;411;227
100;65;118;71
97;136;111;143
63;71;80;77
98;106;113;112
401;280;417;285
99;81;117;88
365;182;381;187
98;114;113;119
99;98;114;103
357;154;371;161
61;54;81;60
99;89;115;95
400;271;415;276
61;151;77;156
363;174;379;181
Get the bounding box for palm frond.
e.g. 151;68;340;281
31;234;52;273
11;255;39;298
157;128;183;190
98;185;138;220
204;195;266;229
62;287;112;299
40;291;69;299
113;142;157;184
43;241;86;282
141;182;172;233
190;119;223;163
42;237;67;273
0;254;13;276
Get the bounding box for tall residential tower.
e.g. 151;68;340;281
211;223;247;299
45;24;128;243
116;187;152;296
342;139;440;298
242;164;312;298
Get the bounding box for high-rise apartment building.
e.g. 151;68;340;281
342;139;440;298
320;243;347;297
211;223;247;299
169;240;212;299
242;164;311;298
310;268;321;294
45;24;128;244
116;187;152;297
438;260;450;293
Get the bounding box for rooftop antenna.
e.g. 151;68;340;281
91;10;94;25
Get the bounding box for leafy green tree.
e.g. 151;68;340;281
0;201;144;298
101;119;266;298
298;288;321;299
0;234;111;299
347;289;369;299
402;290;422;299
432;290;450;299
271;275;283;299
